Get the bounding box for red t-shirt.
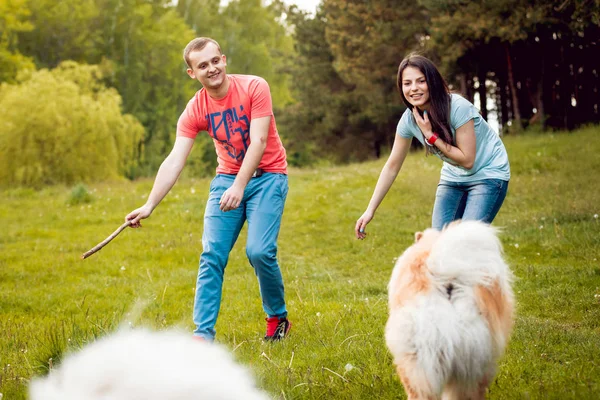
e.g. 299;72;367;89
177;74;287;174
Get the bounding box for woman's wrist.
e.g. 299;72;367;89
426;132;439;145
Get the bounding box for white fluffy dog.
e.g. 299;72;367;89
29;329;270;400
385;221;514;400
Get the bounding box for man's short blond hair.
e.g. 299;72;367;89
183;37;222;68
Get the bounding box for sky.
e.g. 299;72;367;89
283;0;320;13
220;0;321;14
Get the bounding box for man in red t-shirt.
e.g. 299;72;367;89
125;37;291;342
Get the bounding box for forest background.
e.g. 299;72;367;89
1;1;600;399
1;0;599;187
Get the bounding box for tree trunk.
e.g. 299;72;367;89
504;43;521;130
559;44;570;130
497;72;509;133
374;136;382;158
495;88;503;133
477;69;488;121
465;73;474;103
537;59;545;129
458;73;468;97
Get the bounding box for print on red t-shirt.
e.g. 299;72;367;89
177;74;287;175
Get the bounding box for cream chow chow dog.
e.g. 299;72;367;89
385;221;514;400
29;329;270;400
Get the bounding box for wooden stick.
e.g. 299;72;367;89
82;220;132;260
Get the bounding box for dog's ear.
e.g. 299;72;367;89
415;231;424;242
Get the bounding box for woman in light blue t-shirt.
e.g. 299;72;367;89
355;54;510;238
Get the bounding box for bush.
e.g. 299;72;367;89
0;61;144;187
67;183;93;205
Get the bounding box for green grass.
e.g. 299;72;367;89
1;126;599;399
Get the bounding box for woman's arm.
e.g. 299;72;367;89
413;108;476;169
355;135;412;239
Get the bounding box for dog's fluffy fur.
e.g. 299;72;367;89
29;329;270;400
385;221;514;400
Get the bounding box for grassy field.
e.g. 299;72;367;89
1;126;599;399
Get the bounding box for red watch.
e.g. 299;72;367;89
427;133;439;145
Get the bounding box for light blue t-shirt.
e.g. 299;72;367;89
396;93;510;182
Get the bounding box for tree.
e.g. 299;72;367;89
18;0;100;68
176;0;295;108
16;0;199;175
219;0;295;107
0;0;35;83
92;0;199;174
323;0;429;158
0;61;144;187
422;0;600;132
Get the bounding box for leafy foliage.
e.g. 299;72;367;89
0;61;144;187
18;0;100;68
219;0;295;108
93;0;199;175
0;0;598;183
68;184;94;205
421;0;600;131
0;0;35;82
323;0;429;151
277;5;351;165
280;0;429;163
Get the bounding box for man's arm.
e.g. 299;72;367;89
218;116;270;212
125;136;195;227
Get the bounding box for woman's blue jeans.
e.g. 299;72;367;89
193;173;288;340
431;179;508;230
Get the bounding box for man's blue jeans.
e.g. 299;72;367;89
431;179;508;230
193;173;288;340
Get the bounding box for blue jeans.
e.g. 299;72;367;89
193;173;289;340
431;179;508;230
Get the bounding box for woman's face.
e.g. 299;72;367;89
401;66;430;110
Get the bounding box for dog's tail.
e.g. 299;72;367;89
427;221;512;293
427;220;515;359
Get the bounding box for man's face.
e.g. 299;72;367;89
186;43;227;90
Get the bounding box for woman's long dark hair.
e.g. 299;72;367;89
397;54;453;154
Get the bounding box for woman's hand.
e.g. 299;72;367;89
355;210;374;239
412;107;433;140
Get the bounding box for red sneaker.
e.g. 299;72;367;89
192;336;208;343
264;317;291;341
